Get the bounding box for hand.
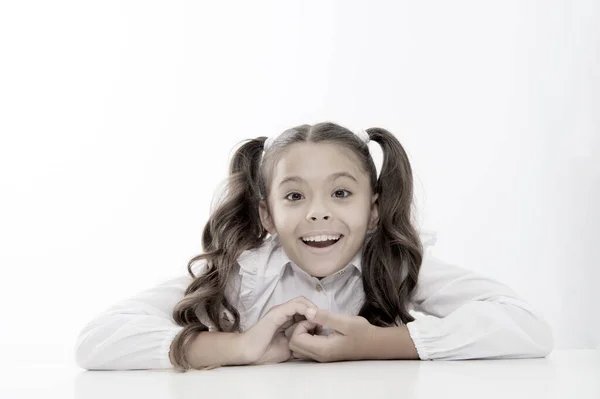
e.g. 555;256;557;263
289;308;376;362
240;296;318;365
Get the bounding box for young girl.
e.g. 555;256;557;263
74;122;554;372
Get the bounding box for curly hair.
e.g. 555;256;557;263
169;122;424;371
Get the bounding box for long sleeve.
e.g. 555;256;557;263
405;254;554;360
73;263;205;370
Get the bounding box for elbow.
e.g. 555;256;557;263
74;329;108;370
502;302;555;358
534;319;555;357
74;351;96;371
74;343;96;370
73;313;179;370
73;315;131;371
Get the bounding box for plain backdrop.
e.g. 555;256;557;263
0;1;598;367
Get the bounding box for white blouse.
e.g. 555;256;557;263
74;231;554;370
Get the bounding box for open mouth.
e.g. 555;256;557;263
300;235;344;248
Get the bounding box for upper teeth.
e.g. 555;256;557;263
301;234;341;242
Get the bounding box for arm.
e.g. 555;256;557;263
367;325;420;360
171;330;247;369
74;261;215;370
404;254;554;360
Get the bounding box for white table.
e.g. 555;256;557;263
2;350;598;399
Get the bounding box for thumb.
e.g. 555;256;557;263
305;308;318;320
305;308;349;335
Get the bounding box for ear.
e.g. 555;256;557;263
258;199;277;235
367;193;379;230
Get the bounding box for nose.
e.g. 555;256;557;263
308;214;330;221
306;199;331;222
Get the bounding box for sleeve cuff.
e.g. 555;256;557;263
159;326;185;369
406;321;428;360
406;314;448;361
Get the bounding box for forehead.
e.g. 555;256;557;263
272;142;366;185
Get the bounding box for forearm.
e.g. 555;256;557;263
170;331;248;369
405;302;554;360
367;325;420;360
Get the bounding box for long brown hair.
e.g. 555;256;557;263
169;122;424;371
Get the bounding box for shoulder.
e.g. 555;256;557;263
419;229;437;250
188;236;280;288
237;234;286;276
412;251;517;307
234;235;290;314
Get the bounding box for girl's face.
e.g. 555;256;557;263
259;142;379;278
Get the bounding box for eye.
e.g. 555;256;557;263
284;192;303;201
333;189;352;198
284;189;352;202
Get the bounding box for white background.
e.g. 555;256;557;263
0;1;598;366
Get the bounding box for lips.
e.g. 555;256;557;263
299;235;344;254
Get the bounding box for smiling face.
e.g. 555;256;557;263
258;141;379;278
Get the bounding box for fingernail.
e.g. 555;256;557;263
306;308;317;319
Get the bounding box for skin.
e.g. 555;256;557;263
258;142;379;278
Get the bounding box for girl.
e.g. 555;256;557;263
74;122;554;372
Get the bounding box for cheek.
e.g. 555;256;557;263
272;206;300;231
346;202;371;223
346;217;368;233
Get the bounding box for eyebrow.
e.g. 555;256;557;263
278;172;358;188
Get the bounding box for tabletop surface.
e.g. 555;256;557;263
2;350;598;399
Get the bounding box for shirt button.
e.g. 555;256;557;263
338;270;345;275
316;284;322;292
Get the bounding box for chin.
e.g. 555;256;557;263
309;264;342;278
